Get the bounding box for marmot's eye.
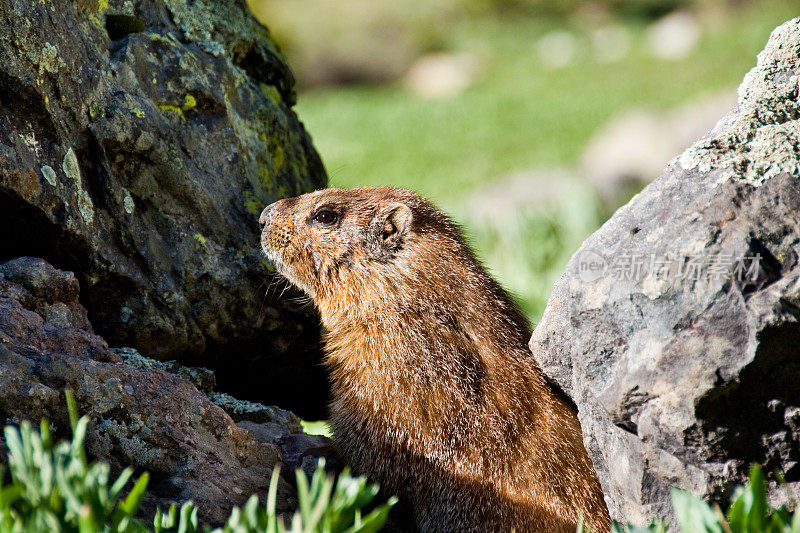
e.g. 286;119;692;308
313;209;338;226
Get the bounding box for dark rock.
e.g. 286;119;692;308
0;257;299;524
239;422;339;478
237;420;292;448
115;346;217;393
0;257;90;330
0;256;81;305
210;391;303;429
0;0;328;417
531;18;800;526
285;433;339;480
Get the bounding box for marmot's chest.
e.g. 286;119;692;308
329;390;503;477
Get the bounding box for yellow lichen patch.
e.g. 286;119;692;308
243;190;264;217
158;95;196;121
89;14;102;27
97;0;108;11
148;32;176;46
158;103;184;120
272;144;284;170
88;101;102;118
259;167;271;186
259;83;282;106
131;107;145;118
182;94;196;111
193;233;207;246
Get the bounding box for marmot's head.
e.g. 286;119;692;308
259;186;529;337
259;187;445;303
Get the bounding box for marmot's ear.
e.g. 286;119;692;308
369;202;413;256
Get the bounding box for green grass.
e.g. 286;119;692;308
296;2;796;200
290;1;796;320
300;420;333;438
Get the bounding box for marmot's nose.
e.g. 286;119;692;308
260;198;290;229
258;205;273;229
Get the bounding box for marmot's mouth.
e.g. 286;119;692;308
260;239;282;269
261;251;313;298
260;243;294;282
271;258;289;278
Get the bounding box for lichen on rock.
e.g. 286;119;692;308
676;19;800;186
0;0;329;416
61;147;94;225
40;165;57;186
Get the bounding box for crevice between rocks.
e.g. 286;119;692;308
105;14;146;41
0;191;81;271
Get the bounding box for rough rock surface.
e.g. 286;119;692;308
0;257;312;523
116;346;217;393
108;346;334;474
110;348;340;499
0;0;328;416
531;18;800;525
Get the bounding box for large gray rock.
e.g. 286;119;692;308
531;18;800;525
0;0;328;416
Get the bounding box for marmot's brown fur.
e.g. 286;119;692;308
259;187;610;533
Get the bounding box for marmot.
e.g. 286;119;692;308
259;187;610;533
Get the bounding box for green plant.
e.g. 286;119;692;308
0;392;395;533
602;465;800;533
0;391;151;532
12;390;799;533
671;465;800;533
152;502;198;533
155;461;396;533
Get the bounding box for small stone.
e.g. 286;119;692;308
645;10;701;61
536;30;577;69
40;165;57;186
123;189;135;214
209;391;303;430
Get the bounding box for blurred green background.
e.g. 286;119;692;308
247;0;797;322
